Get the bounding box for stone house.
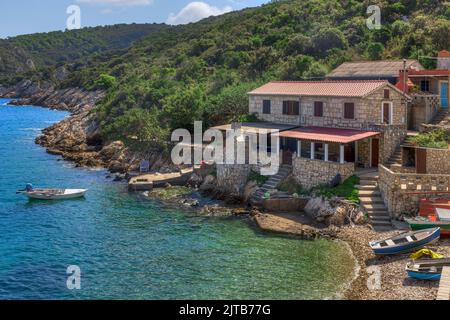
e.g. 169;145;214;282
246;80;409;188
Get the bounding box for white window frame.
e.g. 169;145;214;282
381;101;394;125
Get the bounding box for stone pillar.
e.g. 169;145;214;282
324;144;329;162
297;140;302;158
340;144;345;164
311;142;315;160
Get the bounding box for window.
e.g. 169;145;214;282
344;103;355;119
314;101;324;117
382;102;392;124
421;80;430;92
384;89;390;99
262;100;271;114
282;101;300;115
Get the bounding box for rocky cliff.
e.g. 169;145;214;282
1;80;172;174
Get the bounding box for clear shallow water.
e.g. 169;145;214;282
0;98;356;300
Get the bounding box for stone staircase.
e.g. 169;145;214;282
356;171;393;231
385;135;415;170
431;108;450;126
251;165;292;205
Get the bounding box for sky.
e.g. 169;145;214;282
0;0;268;38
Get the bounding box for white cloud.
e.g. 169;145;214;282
167;2;233;25
76;0;153;6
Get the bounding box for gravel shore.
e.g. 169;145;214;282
253;212;450;300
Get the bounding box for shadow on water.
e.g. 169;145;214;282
23;197;87;208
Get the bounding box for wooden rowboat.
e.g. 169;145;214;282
17;188;88;200
369;228;441;255
406;208;450;237
406;258;450;281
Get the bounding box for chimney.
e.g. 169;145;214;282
396;69;410;94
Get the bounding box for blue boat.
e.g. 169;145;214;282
406;258;450;281
369;227;441;255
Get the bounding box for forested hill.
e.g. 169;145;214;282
0;23;167;84
3;0;450;152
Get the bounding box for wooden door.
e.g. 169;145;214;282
371;139;379;167
416;148;427;174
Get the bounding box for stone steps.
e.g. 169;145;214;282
360;197;385;204
250;165;293;205
358;171;392;230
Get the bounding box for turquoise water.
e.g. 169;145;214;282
0;98;356;300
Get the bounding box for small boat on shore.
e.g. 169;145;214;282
406;208;450;237
369;228;441;255
406;258;450;281
17;184;87;200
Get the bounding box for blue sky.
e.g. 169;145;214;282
0;0;268;38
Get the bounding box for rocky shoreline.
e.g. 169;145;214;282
252;212;450;300
1;80;173;174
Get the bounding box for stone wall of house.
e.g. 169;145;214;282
379;165;450;218
249;85;408;129
375;125;407;164
409;95;440;131
427;148;450;174
216;164;252;195
292;157;355;189
357;139;371;168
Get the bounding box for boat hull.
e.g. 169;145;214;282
370;228;441;255
406;220;450;237
407;270;441;281
24;189;87;200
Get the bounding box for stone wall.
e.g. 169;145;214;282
292;157;355;189
357;139;370;168
375;125;407;164
249;85;408;129
426;148;450;174
379;165;450;218
409;95;440;131
216;164;252;195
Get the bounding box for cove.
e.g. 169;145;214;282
0;98;356;300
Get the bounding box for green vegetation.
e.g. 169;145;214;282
2;0;449;152
248;170;269;186
409;129;450;149
278;176;310;195
312;176;361;203
0;23;167;85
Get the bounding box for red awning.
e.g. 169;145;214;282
278;127;380;144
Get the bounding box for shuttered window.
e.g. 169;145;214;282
314;101;324;117
384;89;390;99
344;103;355;119
383;103;391;124
282;101;300;115
262;100;271;114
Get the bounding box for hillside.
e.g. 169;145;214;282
2;0;450;154
0;23;168;84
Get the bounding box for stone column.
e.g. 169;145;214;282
340;144;345;164
324;144;329;162
311;142;315;160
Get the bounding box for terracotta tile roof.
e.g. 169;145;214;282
438;50;450;58
327;60;423;78
248;80;390;98
278;126;380;144
409;69;450;76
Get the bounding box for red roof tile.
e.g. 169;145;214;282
278;127;380;144
248;80;390;98
409;69;450;76
438;50;450;58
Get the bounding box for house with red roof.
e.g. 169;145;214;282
245;80;409;188
213;80;408;196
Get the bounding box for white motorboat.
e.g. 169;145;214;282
17;184;87;200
